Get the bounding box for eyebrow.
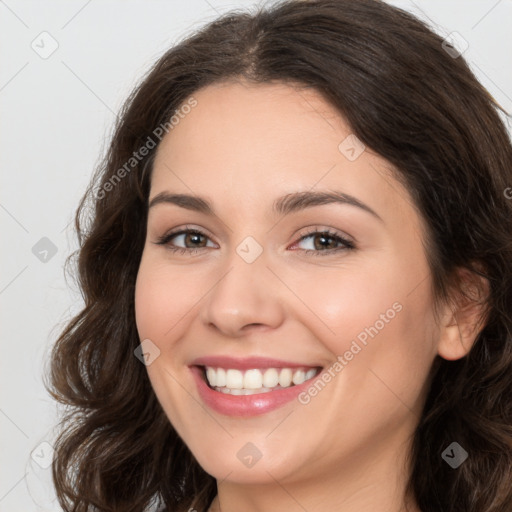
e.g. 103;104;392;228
148;190;383;222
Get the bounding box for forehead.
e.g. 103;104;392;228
150;80;417;226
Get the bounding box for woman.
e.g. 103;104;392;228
45;0;512;511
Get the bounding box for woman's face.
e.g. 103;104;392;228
135;80;441;488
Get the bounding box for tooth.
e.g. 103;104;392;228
244;388;268;395
278;368;293;387
217;368;226;387
225;369;244;389
229;388;243;395
305;368;317;380
244;369;263;389
262;368;279;388
206;367;216;387
292;369;306;385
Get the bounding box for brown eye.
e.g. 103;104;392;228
182;232;207;248
312;233;339;250
155;228;216;253
293;228;355;256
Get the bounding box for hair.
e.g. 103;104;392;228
44;0;512;511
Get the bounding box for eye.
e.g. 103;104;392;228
291;228;355;256
154;226;216;254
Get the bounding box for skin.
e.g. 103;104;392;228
134;80;483;512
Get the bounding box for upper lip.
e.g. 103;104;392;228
191;355;322;370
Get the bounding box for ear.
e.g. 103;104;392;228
437;266;490;361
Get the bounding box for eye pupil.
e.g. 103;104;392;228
314;233;337;250
186;232;206;247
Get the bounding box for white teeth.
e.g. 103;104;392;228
278;368;293;387
262;368;279;388
216;367;226;387
305;368;317;380
215;386;274;395
292;369;306;385
206;367;217;387
243;369;263;389
204;366;320;394
225;369;244;389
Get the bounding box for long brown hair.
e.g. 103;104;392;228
45;1;512;510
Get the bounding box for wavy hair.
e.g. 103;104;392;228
45;0;512;510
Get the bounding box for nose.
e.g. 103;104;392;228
199;253;286;338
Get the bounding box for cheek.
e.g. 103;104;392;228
134;256;206;434
287;257;437;385
134;256;204;341
284;261;404;349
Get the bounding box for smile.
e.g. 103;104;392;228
204;366;320;395
189;356;324;416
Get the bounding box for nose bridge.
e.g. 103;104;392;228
199;243;285;336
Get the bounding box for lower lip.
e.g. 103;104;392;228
190;366;319;417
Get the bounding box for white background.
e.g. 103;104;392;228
1;0;511;510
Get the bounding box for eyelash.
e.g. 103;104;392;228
154;225;355;257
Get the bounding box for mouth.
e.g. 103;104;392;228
200;365;322;396
189;355;325;416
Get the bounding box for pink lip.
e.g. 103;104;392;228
189;363;322;417
191;355;318;370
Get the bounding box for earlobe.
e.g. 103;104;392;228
437;267;489;361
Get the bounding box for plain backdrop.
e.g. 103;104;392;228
1;0;511;510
